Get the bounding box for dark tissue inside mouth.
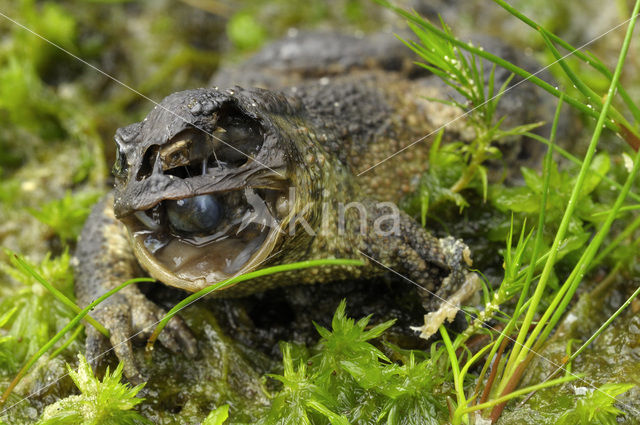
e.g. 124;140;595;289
162;148;221;179
164;162;208;179
136;189;270;248
162;141;251;179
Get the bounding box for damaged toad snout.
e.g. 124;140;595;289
112;88;292;218
110;87;304;292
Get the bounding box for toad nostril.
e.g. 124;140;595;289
136;145;160;181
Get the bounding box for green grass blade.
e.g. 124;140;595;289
538;30;634;131
12;254;109;338
521;0;640;364
439;326;466;424
503;97;561;379
492;0;640;122
462;375;578;415
0;277;153;406
146;259;365;350
375;0;626;136
50;324;84;359
524;131;640;203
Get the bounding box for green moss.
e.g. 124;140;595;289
0;251;75;364
259;301;449;425
555;383;635;425
37;354;149;425
202;405;230;425
28;191;102;244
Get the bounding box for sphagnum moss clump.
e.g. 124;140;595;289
37;354;149;425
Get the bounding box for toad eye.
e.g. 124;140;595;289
112;144;128;177
166;194;222;234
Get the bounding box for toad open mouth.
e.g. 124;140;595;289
114;99;292;292
124;187;289;291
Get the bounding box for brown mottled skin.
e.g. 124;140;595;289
75;32;540;382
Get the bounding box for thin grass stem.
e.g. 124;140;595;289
492;0;640;122
501;97;561;380
50;324;83;359
146;259;364;351
12;254;109;338
462;375;578;415
0;277;153;406
513;0;640;371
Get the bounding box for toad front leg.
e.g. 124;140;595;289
356;201;479;339
75;193;197;384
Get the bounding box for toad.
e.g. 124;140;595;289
75;31;540;383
